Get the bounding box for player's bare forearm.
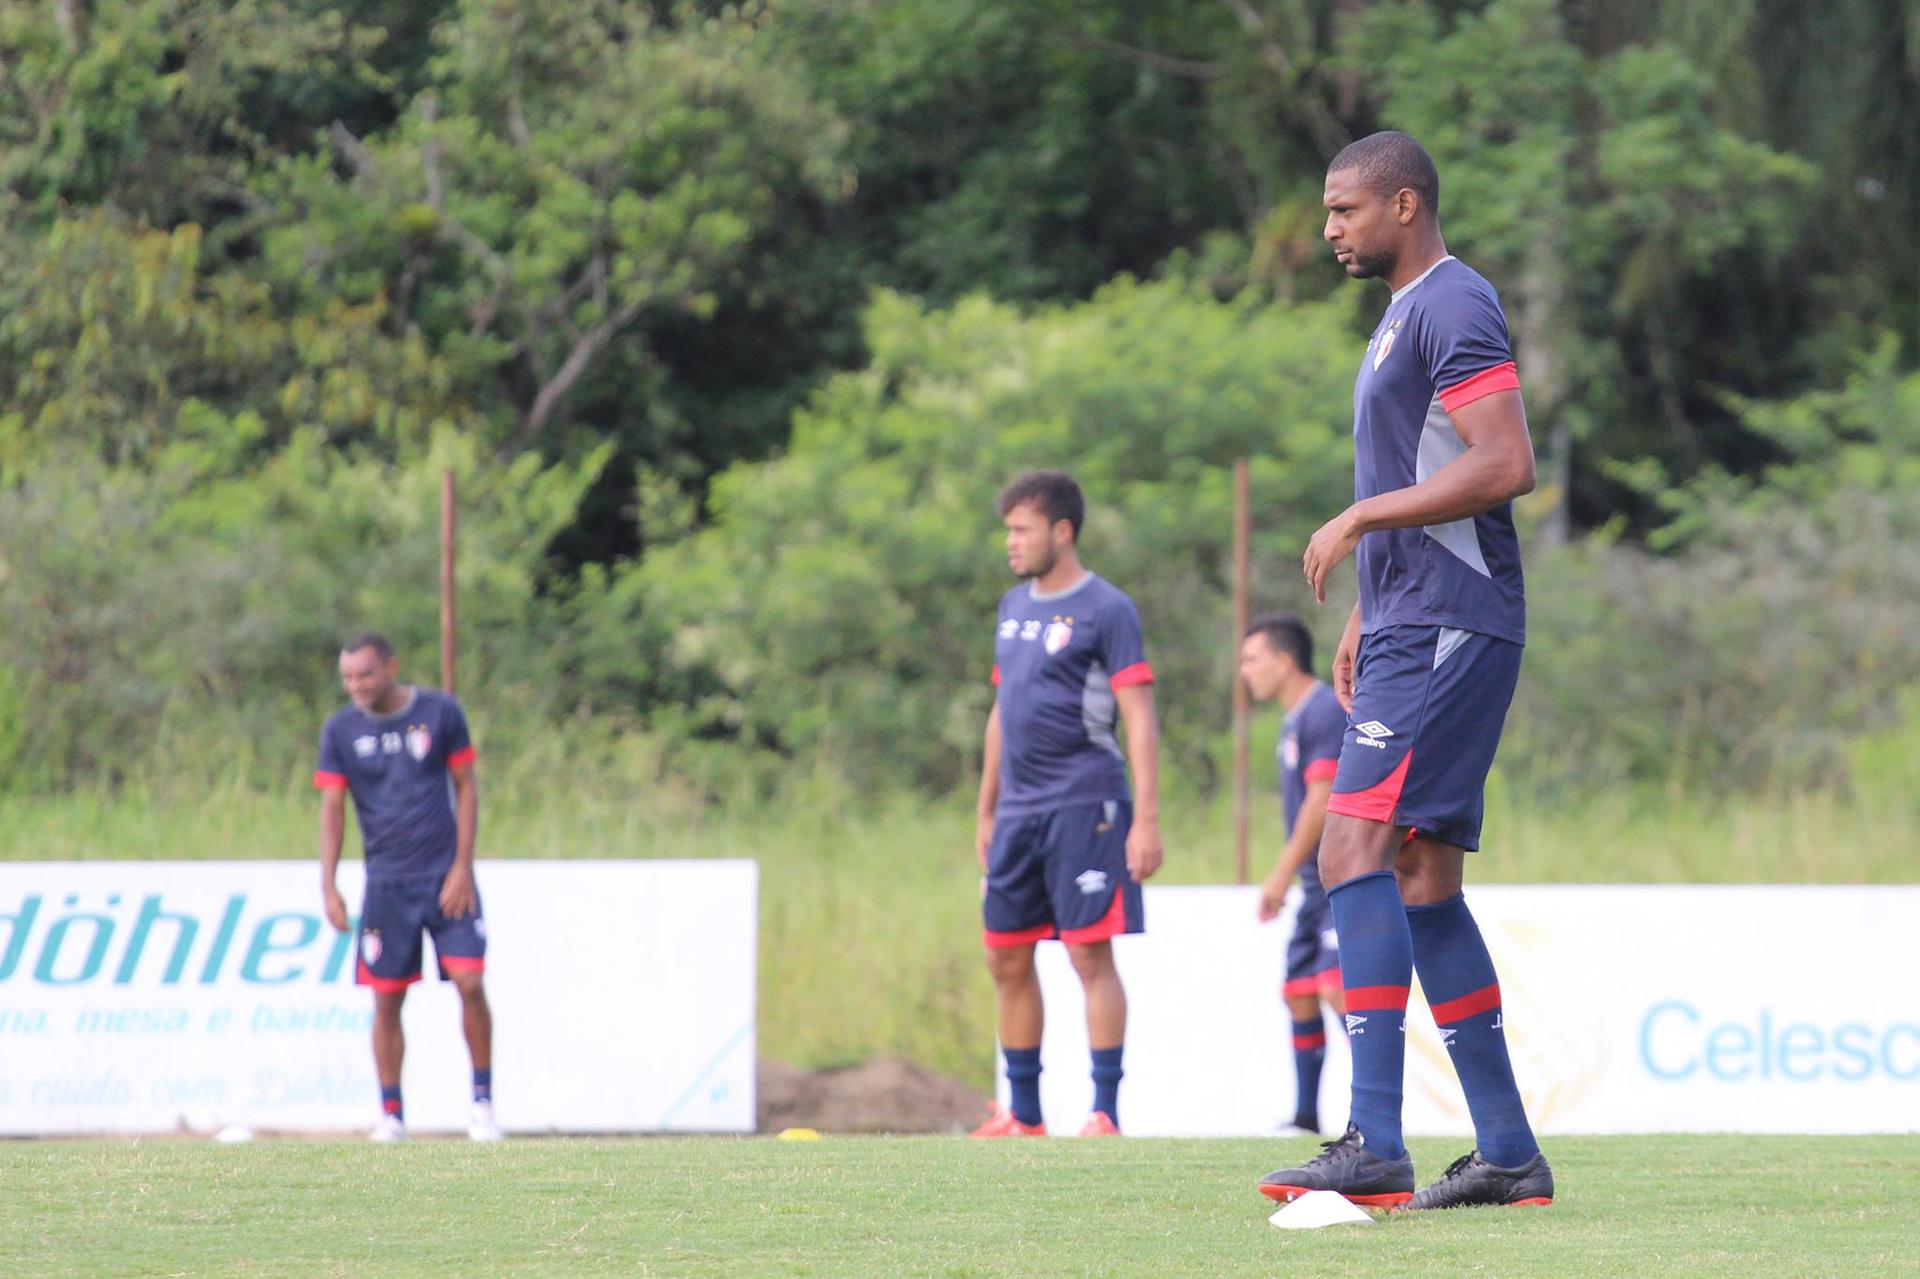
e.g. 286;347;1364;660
1114;685;1160;823
1333;605;1362;709
442;764;480;918
451;764;479;872
317;790;348;931
974;704;1002;868
1272;781;1333;883
1115;684;1164;880
976;703;1002;820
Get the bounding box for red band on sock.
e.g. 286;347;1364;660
1343;983;1411;1012
1429;982;1502;1025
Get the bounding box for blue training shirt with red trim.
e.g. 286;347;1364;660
991;573;1153;819
1353;255;1527;645
315;687;474;881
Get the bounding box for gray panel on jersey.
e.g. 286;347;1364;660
1414;394;1492;577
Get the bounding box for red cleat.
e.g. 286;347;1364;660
1078;1111;1121;1137
969;1104;1048;1138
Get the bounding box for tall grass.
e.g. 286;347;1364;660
1;747;1912;1085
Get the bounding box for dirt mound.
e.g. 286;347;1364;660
757;1057;990;1134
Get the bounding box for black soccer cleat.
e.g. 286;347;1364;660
1406;1149;1555;1210
1257;1124;1415;1208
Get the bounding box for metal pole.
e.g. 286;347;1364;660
1232;458;1251;885
440;470;457;696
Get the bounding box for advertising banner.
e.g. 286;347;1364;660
0;860;757;1135
1013;884;1920;1135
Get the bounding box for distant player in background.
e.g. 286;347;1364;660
1239;612;1347;1135
315;633;500;1143
972;470;1164;1138
1258;131;1552;1210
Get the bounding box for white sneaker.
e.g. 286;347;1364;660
467;1099;503;1143
369;1113;407;1143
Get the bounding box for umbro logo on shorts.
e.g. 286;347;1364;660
1075;869;1109;896
1354;720;1394;749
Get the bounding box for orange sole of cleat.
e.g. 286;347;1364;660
1258;1184;1412;1208
1509;1197;1553;1206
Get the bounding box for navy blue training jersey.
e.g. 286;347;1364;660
315;687;474;881
991;573;1153;819
1353;256;1527;645
1280;681;1346;892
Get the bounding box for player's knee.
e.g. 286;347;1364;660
450;973;487;1002
984;945;1036;984
1063;941;1114;981
1284;993;1320;1021
1394;837;1465;904
1317;815;1398;887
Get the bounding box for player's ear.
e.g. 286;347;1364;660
1395;187;1419;226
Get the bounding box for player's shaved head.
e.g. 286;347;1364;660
1327;131;1440;223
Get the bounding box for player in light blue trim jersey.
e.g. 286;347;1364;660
972;471;1163;1139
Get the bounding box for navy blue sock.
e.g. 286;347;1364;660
1004;1047;1043;1126
1090;1045;1123;1125
380;1084;404;1122
1290;1017;1326;1128
472;1067;492;1104
1327;871;1412;1159
1407;893;1538;1167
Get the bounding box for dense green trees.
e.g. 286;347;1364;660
1;0;1915;799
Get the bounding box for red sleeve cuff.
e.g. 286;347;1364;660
1109;661;1154;689
991;665;1001;686
1303;759;1340;782
1437;360;1520;412
447;745;476;770
313;770;348;790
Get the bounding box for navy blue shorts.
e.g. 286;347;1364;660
357;871;487;993
1282;884;1340;995
983;799;1145;948
1325;625;1522;851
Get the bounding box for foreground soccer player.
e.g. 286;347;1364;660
1257;132;1553;1209
1239;613;1346;1135
316;633;500;1143
972;471;1164;1138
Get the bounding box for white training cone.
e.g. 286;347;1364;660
1268;1190;1378;1230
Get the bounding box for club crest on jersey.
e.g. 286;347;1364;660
405;725;432;761
361;930;382;965
1372;317;1404;370
1281;735;1300;769
1042;616;1074;655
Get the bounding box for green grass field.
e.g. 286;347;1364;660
3;1134;1915;1277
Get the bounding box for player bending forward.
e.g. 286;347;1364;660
316;633;500;1143
972;471;1164;1138
1257;132;1553;1210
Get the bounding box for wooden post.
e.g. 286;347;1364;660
1232;458;1251;885
440;470;457;696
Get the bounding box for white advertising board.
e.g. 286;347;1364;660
0;860;757;1135
1012;884;1920;1135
